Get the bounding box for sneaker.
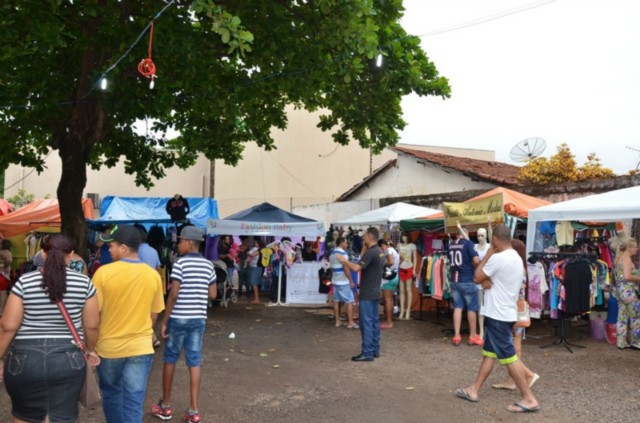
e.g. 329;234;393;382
468;335;484;346
151;400;172;421
183;409;201;423
452;335;462;346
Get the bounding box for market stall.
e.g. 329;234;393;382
524;187;638;351
207;202;326;305
400;187;551;315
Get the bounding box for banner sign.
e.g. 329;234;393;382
286;263;328;305
444;193;504;230
207;219;325;237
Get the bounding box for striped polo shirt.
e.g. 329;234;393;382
170;253;217;319
330;247;349;286
11;270;96;340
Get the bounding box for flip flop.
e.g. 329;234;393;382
491;383;516;391
335;323;345;328
454;388;479;403
530;373;540;388
347;324;360;329
507;402;540;413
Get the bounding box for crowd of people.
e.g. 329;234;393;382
0;225;216;423
3;219;640;420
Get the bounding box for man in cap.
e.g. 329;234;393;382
151;226;217;423
91;225;165;423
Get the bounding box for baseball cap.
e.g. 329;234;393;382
99;224;142;250
178;226;205;241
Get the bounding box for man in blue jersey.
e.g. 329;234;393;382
449;225;482;346
330;237;358;329
152;226;216;423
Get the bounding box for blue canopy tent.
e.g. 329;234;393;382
207;202;325;237
88;196;219;229
207;202;325;305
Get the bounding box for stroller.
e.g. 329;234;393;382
211;260;237;308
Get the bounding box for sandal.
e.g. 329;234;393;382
452;335;462;346
347;323;360;329
335;323;345;328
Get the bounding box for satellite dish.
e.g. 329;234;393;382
510;137;546;162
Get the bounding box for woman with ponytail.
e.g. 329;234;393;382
0;234;100;422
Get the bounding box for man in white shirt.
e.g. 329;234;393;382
454;225;539;414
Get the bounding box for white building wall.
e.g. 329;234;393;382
347;155;496;200
4;155;211;203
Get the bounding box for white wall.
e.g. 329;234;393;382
4;154;211;202
346;155;496;200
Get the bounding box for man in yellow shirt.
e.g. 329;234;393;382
92;225;165;423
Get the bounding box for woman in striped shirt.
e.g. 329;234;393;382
0;234;100;423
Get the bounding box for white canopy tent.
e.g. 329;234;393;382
334;202;441;226
526;185;640;254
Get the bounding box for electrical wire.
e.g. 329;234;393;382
3;150;53;191
415;0;556;38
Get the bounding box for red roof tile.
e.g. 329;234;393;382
392;146;520;186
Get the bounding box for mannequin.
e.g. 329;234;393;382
397;232;417;320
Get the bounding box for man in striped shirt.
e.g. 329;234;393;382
152;226;217;423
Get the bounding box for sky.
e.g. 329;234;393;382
398;0;640;174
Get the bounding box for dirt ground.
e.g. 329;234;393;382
2;295;640;423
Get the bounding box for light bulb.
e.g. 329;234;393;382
376;53;383;68
149;79;155;90
100;77;108;90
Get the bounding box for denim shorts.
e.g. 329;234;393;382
4;338;85;423
163;318;206;367
332;283;355;303
482;316;517;365
451;282;480;311
247;267;263;286
381;275;399;291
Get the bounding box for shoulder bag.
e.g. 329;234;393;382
56;300;102;408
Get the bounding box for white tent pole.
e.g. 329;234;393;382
269;260;284;307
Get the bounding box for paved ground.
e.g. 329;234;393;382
2;296;640;422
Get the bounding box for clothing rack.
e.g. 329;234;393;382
539;317;586;354
418;250;450;326
530;251;593;353
528;251;598;262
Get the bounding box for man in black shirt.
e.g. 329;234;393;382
337;227;385;361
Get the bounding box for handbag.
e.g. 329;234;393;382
56;301;102;408
514;298;531;328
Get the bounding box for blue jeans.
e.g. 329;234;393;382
359;299;380;358
5;338;85;423
163;318;206;367
97;354;154;423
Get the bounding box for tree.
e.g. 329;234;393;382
6;189;35;210
518;143;615;185
0;0;450;255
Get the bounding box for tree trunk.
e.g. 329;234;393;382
57;136;89;261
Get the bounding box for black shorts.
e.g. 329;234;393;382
5;338;85;423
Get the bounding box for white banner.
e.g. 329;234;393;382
286;262;328;305
207;219;325;237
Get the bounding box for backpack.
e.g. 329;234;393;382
318;268;332;294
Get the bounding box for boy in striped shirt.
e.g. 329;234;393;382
152;226;217;423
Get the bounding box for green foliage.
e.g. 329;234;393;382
518;143;616;185
6;189;35;209
0;0;449;187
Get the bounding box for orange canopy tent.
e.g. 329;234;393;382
465;187;551;219
399;187;551;231
0;199;94;238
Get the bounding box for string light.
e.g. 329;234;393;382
100;77;108;90
149;75;156;90
376;53;383;67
